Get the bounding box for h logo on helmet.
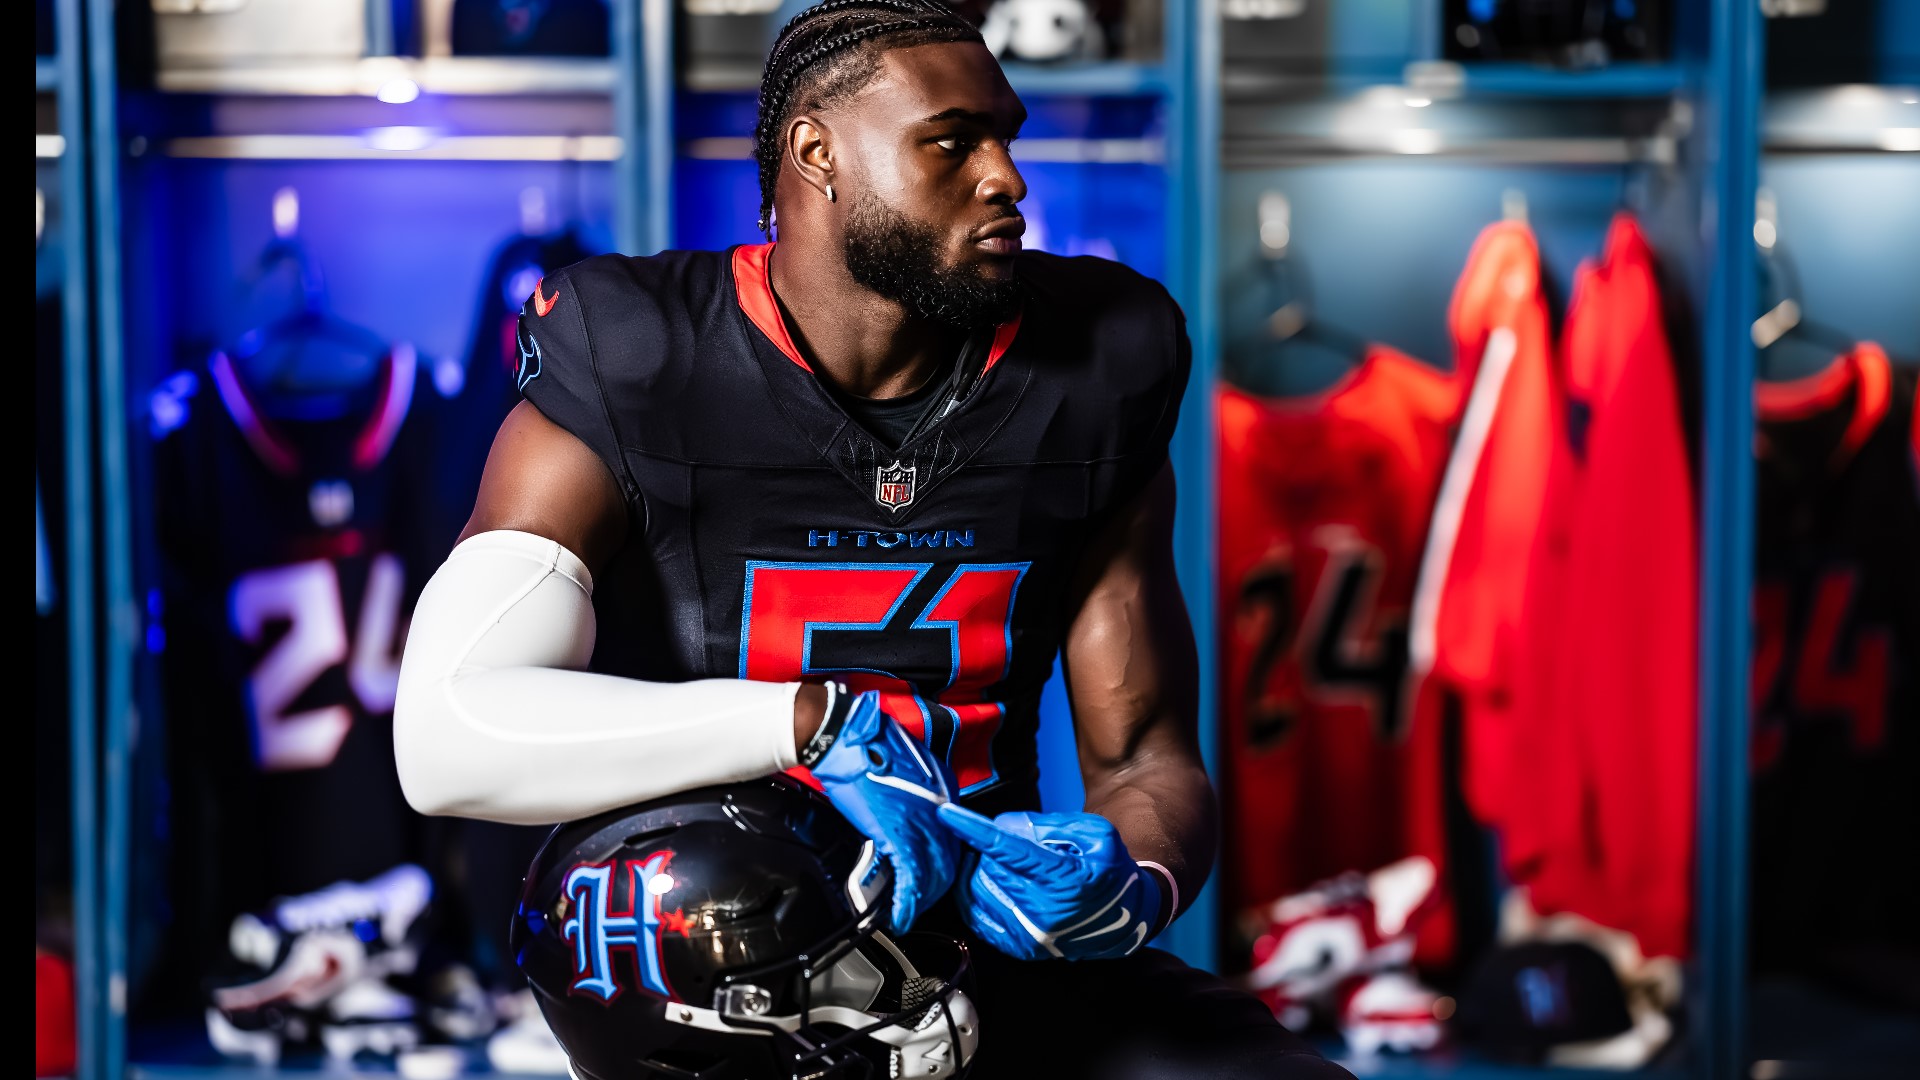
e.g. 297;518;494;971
562;851;687;1003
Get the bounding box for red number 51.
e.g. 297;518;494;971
740;561;1029;795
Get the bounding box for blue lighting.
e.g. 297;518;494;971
146;370;198;438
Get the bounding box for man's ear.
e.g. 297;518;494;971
786;115;835;201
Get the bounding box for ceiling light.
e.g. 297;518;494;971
366;126;435;152
1390;128;1442;155
1877;127;1920;152
376;78;420;105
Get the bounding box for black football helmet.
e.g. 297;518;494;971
513;776;979;1080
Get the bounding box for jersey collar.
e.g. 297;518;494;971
209;343;417;477
728;243;1034;522
1755;342;1891;473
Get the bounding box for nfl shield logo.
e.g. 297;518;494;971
875;460;916;510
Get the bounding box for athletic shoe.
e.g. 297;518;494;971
1243;855;1440;1019
486;989;570;1076
207;865;432;1063
1338;970;1448;1057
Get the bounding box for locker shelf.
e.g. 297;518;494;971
150;57;616;98
686;57;1167;97
1405;61;1687;100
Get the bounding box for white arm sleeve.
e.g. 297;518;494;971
394;529;801;825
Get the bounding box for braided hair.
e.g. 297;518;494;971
754;0;985;234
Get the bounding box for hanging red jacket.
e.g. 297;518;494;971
1217;347;1457;964
1525;214;1697;960
1408;219;1556;855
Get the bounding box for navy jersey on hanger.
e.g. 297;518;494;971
517;244;1189;815
155;347;448;918
451;0;609;56
1752;345;1920;1004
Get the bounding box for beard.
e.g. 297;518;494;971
843;191;1023;331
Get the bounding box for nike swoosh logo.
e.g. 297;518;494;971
1074;905;1135;942
533;278;559;317
980;873;1064;959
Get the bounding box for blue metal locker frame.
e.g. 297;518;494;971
54;3;104;1080
1696;1;1761;1078
84;0;135;1076
618;0;676;255
1161;0;1224;973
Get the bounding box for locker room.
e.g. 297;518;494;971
35;1;1918;1079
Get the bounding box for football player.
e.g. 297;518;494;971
395;2;1348;1075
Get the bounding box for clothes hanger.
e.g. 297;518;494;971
1229;191;1370;394
1752;190;1858;379
228;188;391;411
520;184;551;239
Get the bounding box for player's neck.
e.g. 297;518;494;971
768;237;961;401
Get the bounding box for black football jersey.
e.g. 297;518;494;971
517;244;1189;814
154;347;448;919
1751;344;1920;997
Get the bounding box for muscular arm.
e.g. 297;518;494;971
1061;462;1214;918
456;400;630;566
392;403;828;824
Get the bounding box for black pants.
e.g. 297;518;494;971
922;905;1353;1080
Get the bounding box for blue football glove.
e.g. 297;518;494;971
939;804;1164;962
811;691;962;934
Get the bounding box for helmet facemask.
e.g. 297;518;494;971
672;852;979;1078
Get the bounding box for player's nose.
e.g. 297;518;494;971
977;143;1027;206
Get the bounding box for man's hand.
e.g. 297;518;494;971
811;691;962;934
939;804;1163;962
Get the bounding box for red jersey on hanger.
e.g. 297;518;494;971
1217;347;1456;964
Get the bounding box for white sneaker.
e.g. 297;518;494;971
319;978;419;1062
487;991;569;1076
1339;971;1448;1058
208;865;434;1064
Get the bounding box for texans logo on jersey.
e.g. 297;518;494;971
562;851;692;1003
516;323;544;391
